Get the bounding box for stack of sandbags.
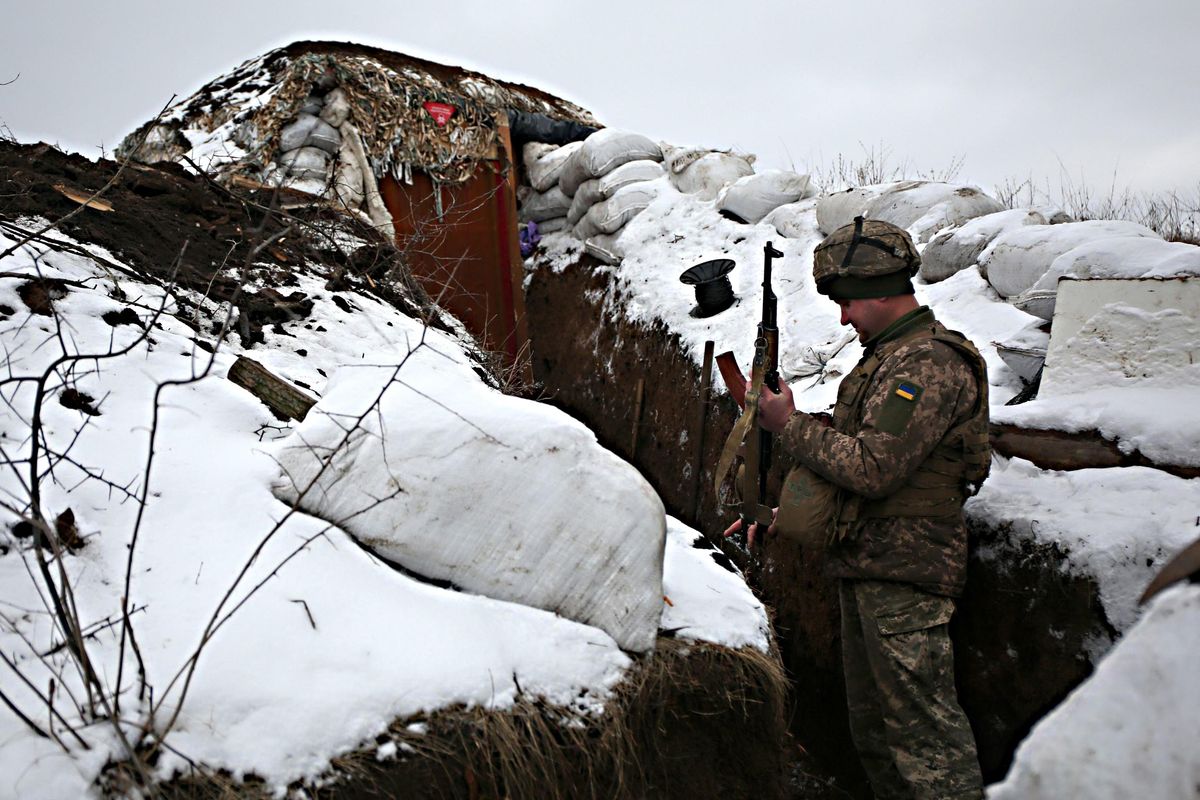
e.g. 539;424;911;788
567;159;665;227
1017;237;1200;320
920;209;1048;283
519;141;583;234
558;129;663;198
716;170;815;224
816;181;1004;241
979;220;1161;299
577;181;672;265
263;87;391;229
663;146;755;200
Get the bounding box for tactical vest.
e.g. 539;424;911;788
831;320;991;542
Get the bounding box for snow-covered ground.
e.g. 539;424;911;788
0;221;767;798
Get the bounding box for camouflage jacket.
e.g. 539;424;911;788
780;306;988;596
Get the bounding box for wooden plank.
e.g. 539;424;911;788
989;423;1200;479
689;341;716;521
227;356;318;421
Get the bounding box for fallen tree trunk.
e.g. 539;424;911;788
227;356;318;421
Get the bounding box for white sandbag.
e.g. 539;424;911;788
280;113;341;156
1016;237;1200;320
341;121;391;230
559;129;663;196
329;135;365;210
669;152;755;200
519;186;572;223
585;231;624;265
299;94;324;116
919;209;1047;283
278;146;330;182
597;159;665;196
567;178;604;225
537;217;570;235
319;87;351;127
271;357;667;654
579;182;662;237
864;181;1005;242
524;141;581;192
815;182;907;234
717;170;814;224
979;220;1161;298
762;197;820;240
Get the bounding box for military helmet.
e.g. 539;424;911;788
813;216;921;299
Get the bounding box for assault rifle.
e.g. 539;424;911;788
715;242;784;546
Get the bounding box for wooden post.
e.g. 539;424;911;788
630;378;646;458
689;341;716;521
227;356;318;421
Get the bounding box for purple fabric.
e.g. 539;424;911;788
519;221;541;257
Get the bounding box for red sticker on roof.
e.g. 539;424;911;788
423;102;457;127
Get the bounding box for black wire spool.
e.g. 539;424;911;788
680;258;737;318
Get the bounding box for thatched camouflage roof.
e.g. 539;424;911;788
119;40;599;184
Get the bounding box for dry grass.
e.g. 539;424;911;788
150;638;790;799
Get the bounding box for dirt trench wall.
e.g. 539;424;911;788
525;254;1115;791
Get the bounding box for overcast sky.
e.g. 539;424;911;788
4;0;1199;202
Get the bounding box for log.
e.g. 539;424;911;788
227;356;317;421
989;423;1200;479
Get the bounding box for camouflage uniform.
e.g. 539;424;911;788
780;219;988;799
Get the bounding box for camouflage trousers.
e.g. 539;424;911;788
839;580;983;800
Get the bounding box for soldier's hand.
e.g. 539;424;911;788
758;381;796;433
722;508;779;548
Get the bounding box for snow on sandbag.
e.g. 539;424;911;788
979;220;1161;298
919;209;1047;283
524;141;581;193
558;130;663;197
1015;237;1200;320
279;113;341;155
519;185;572;223
668;151;755;201
278;146;331;181
270;357;667;654
762;196;820;240
319;87;351;127
329;136;366;210
574;181;664;239
864;181;1005;242
717;170;814;224
815;182;908;234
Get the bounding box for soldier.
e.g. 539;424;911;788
756;217;991;799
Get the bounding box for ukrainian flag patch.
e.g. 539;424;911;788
895;383;917;401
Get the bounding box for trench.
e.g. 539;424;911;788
524;252;1117;795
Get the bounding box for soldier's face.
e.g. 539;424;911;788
836;298;888;342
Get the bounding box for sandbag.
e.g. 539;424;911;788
585;231;624;265
278;146;330;182
717;170;814;224
280;113;341;156
919;209;1047;283
864;182;1005;242
330;135;366;210
668;151;755;200
774;465;838;548
519;186;572;223
815;183;905;234
319;87;351;127
525;141;581;193
598;159;665;196
1017;237;1200;320
979;220;1161;298
537;217;570;235
558;129;663;197
762;197;820;240
577;182;661;237
567;178;604;225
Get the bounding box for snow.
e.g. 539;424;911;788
988;584;1200;800
0;222;768;797
966;458;1200;633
